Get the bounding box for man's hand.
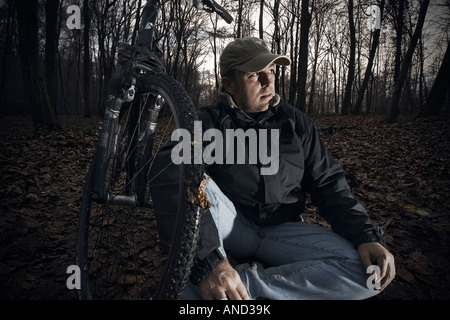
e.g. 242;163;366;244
358;242;396;291
198;260;250;300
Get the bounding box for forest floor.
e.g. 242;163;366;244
0;113;449;300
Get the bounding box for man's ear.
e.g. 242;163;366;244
221;77;235;94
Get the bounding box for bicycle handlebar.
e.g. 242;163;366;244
193;0;234;24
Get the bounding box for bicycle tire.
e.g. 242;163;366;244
76;73;204;300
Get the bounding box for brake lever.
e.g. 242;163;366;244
193;0;233;24
193;0;214;13
193;0;204;10
209;0;234;24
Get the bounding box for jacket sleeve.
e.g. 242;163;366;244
299;115;384;248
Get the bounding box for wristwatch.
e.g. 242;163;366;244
189;249;224;285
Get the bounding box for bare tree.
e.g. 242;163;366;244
323;10;345;114
390;0;406;86
420;38;450;116
45;0;60;115
83;0;91;118
237;0;244;38
0;0;16;107
387;0;430;123
288;0;301;106
296;0;312;112
354;0;386;114
259;0;264;39
208;13;220;91
16;0;59;131
307;0;333;114
342;0;356;115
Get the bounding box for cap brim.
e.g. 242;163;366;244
235;53;291;73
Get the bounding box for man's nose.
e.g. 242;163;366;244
259;71;274;87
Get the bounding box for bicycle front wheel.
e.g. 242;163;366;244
76;73;205;299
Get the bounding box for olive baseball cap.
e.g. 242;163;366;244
220;37;291;77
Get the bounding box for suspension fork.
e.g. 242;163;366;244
91;86;122;203
91;62;137;204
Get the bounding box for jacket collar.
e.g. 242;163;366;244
218;86;281;110
216;86;281;127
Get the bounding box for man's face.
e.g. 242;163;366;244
222;64;276;113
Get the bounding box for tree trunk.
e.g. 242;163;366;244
387;0;430;123
354;0;385;114
209;14;220;90
420;39;450;117
131;0;143;45
45;0;60;115
237;0;243;38
16;0;59;131
308;3;323;114
83;0;91;118
342;0;356;115
295;0;311;113
393;0;405;85
259;0;264;40
0;0;15;106
272;0;281;94
288;0;301;106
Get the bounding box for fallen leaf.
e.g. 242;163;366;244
397;268;415;283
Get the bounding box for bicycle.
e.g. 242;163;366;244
76;0;233;300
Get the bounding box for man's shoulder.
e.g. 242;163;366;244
276;101;314;131
198;99;227;129
199;99;223;115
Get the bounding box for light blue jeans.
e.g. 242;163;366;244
182;178;380;300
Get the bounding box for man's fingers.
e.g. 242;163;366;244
198;260;250;300
379;256;396;290
376;255;388;279
214;292;228;300
226;289;243;300
236;282;250;300
358;242;396;292
372;252;395;291
205;281;249;300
